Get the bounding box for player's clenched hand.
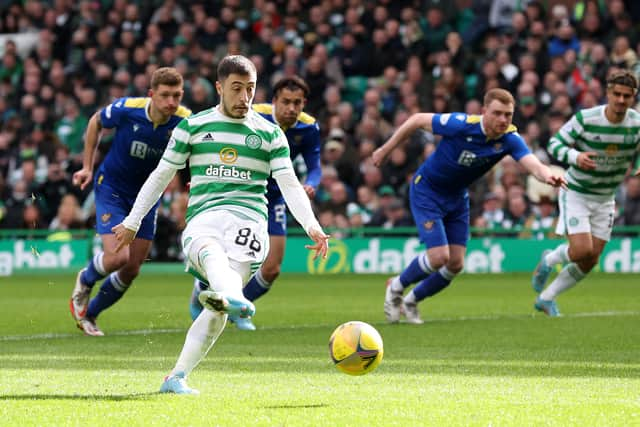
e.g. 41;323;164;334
72;168;93;190
111;223;137;253
305;225;330;260
577;152;597;170
371;146;388;167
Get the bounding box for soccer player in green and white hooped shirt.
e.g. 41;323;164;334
112;55;329;395
532;70;640;316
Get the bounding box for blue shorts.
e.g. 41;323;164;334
267;193;287;236
409;181;469;248
94;181;159;240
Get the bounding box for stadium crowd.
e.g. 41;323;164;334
2;0;640;260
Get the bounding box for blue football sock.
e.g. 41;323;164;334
86;272;129;319
243;270;271;302
399;252;434;287
81;253;107;288
412;267;456;302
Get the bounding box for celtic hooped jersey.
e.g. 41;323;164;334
161;106;292;222
548;105;640;199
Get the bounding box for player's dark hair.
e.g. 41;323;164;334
484;88;515;107
606;70;638;92
150;67;183;89
217;55;257;82
272;76;310;98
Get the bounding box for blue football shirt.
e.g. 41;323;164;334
416;113;531;195
96;97;191;199
252;103;322;196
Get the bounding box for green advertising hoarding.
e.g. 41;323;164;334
2;236;640;275
0;238;90;276
282;236;640;274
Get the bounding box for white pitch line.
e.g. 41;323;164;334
1;311;639;342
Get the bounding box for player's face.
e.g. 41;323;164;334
483;99;514;138
149;84;183;118
216;73;256;118
273;88;306;128
606;84;635;118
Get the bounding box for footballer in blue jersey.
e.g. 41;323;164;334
69;67;191;336
189;76;321;330
373;88;566;324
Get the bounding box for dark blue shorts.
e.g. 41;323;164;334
409;180;469;248
94;181;159;240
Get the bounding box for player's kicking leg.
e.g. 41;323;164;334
189;278;206;320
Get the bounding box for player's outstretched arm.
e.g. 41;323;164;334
72;112;102;190
372;112;434;167
274;170;329;259
112;160;178;252
518;154;567;188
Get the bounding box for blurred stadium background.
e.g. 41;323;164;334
2;0;640;276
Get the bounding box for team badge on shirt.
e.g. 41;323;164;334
245;134;262;149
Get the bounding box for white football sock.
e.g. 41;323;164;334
390;276;404;292
540;263;586;301
545;243;570;267
403;290;416;304
171;309;227;377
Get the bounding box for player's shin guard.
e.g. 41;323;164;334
171;309;227;376
243;269;271;301
399;252;434;288
411;266;457;302
86;272;129;319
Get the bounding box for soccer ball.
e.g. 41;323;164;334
329;321;384;375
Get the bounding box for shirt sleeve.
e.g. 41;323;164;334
507;132;532;161
274;169;321;234
547;113;582;165
100;97;128;129
161;119;192;169
431;113;468;137
269;127;294;178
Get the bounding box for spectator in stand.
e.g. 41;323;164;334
525;195;558;240
480;191;505;231
49;193;84;230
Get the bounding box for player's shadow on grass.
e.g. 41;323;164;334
0;392;158;401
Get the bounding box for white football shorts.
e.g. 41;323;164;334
181;209;269;283
555;188;615;241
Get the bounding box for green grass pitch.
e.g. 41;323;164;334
1;271;639;426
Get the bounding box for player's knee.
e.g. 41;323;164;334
446;259;464;274
428;253;449;269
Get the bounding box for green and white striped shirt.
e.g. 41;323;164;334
162;107;292;222
548;105;640;199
